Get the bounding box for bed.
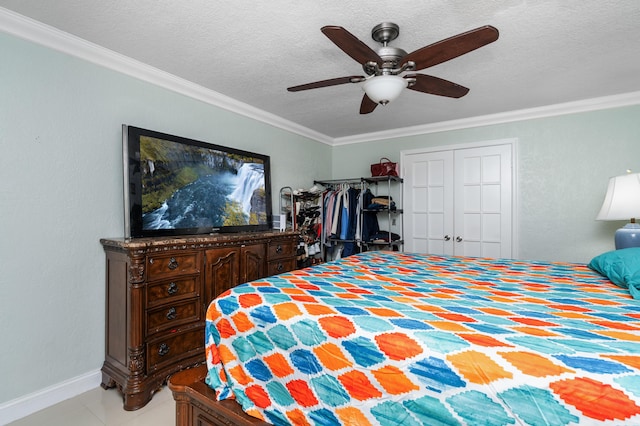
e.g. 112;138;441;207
169;250;640;425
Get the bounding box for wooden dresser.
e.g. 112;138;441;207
100;231;298;410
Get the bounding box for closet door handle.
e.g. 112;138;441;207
444;235;451;241
456;236;463;243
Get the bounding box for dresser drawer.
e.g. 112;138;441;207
268;258;296;276
147;252;200;280
147;327;204;373
267;239;295;260
147;277;199;307
146;299;201;335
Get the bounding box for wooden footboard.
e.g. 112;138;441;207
168;365;270;426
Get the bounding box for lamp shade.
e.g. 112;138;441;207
597;173;640;221
362;75;407;104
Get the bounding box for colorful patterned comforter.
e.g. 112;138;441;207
205;251;640;425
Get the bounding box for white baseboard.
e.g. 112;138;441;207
0;369;102;425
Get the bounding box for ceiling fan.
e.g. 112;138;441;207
287;23;499;114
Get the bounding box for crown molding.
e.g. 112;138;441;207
0;7;333;145
2;7;639;148
332;91;640;145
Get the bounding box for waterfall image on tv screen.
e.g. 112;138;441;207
139;136;268;232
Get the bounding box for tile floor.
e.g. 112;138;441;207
8;387;175;426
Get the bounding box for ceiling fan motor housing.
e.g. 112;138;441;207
377;47;407;66
367;23;408;74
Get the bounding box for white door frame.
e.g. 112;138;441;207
400;138;519;259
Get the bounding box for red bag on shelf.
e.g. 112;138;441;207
371;158;399;177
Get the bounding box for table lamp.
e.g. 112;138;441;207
596;171;640;249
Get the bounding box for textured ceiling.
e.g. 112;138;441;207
1;0;639;142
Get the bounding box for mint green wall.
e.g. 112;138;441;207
332;106;640;263
0;32;329;404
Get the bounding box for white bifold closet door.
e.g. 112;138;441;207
404;143;513;258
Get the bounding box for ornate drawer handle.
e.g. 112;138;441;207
158;343;170;357
168;257;179;270
276;263;284;271
167;282;178;295
275;244;283;253
166;307;177;320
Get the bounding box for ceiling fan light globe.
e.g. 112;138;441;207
362;75;406;104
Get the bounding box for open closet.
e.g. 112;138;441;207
314;176;404;261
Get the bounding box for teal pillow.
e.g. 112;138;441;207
588;247;640;299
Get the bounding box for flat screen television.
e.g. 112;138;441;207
123;125;272;238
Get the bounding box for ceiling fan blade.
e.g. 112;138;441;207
287;76;365;92
360;94;378;114
403;25;499;71
321;26;383;65
407;74;470;98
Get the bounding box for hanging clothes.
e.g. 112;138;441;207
339;187;349;240
346;186;360;240
320;183;363;259
330;187;343;238
341;186;361;257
